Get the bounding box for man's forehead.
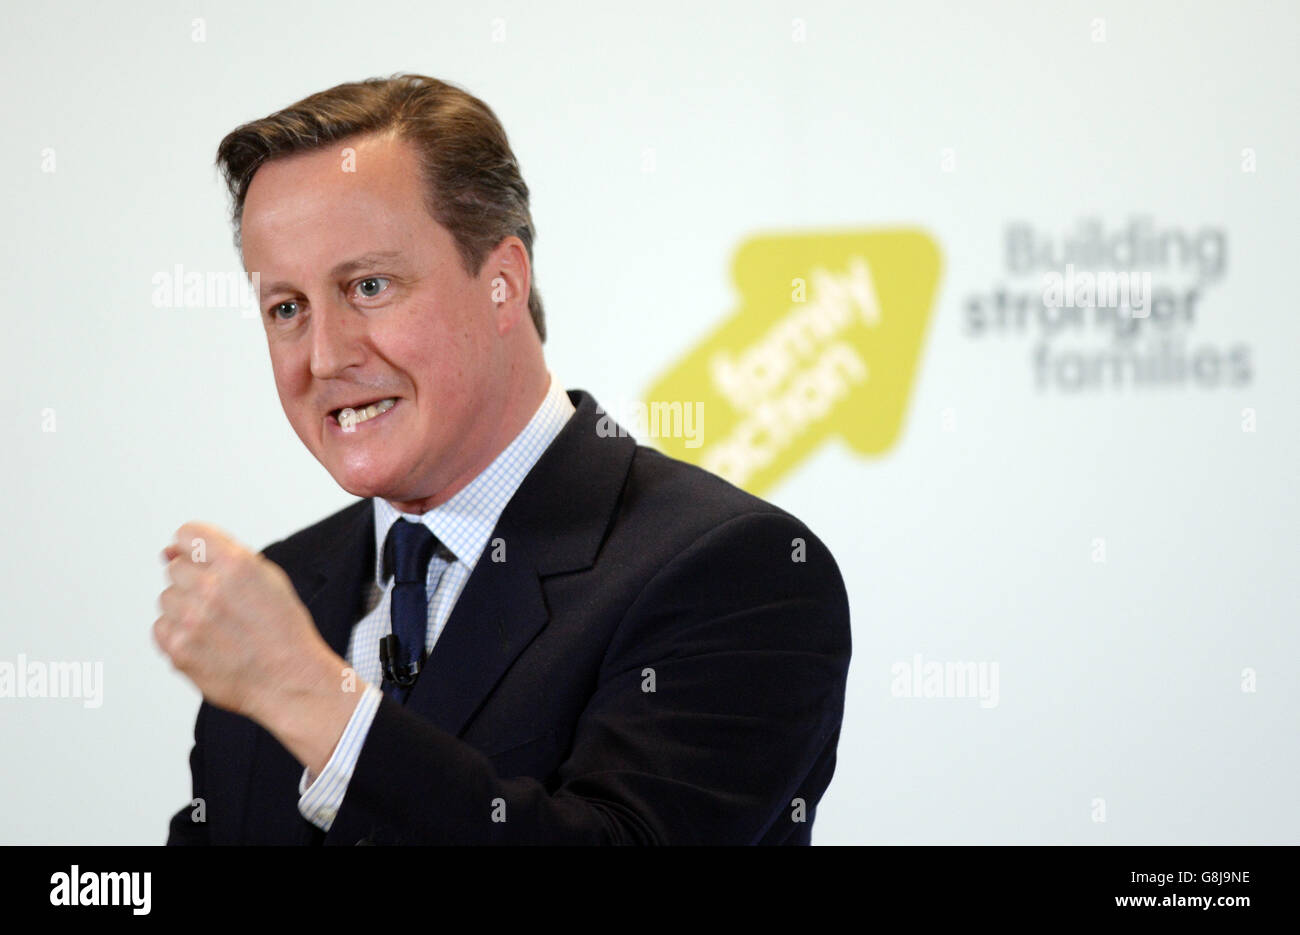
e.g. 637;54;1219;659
248;129;413;189
242;132;420;229
240;133;431;276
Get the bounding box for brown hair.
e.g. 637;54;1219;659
216;73;545;342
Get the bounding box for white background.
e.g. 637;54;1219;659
1;0;1295;843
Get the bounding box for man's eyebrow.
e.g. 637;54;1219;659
258;251;407;297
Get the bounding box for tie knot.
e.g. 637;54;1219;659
382;519;441;584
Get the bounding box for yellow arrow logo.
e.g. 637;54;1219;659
642;229;942;494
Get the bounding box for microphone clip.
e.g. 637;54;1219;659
379;634;422;688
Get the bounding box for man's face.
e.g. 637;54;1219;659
240;132;509;509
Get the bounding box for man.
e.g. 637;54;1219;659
157;74;851;844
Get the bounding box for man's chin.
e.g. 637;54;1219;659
327;462;400;501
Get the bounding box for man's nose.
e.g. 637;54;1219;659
309;297;367;379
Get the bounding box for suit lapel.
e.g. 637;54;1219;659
400;542;548;735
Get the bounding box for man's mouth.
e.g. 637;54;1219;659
330;397;398;427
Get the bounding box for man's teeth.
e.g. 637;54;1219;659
337;398;397;426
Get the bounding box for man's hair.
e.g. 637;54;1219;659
215;73;545;342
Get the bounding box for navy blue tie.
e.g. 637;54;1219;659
381;519;441;702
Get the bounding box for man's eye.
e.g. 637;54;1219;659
269;301;299;321
355;276;391;299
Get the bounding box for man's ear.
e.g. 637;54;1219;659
486;236;530;335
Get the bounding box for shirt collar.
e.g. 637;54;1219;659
371;372;576;584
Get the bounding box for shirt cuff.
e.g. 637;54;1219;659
297;683;383;832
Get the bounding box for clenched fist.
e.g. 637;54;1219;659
153;522;358;748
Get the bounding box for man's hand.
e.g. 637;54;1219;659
154;522;364;773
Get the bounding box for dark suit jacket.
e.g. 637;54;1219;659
166;389;851;844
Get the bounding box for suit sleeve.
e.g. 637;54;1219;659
165;703;210;845
334;510;852;844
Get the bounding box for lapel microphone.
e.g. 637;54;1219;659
379;634;422;688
